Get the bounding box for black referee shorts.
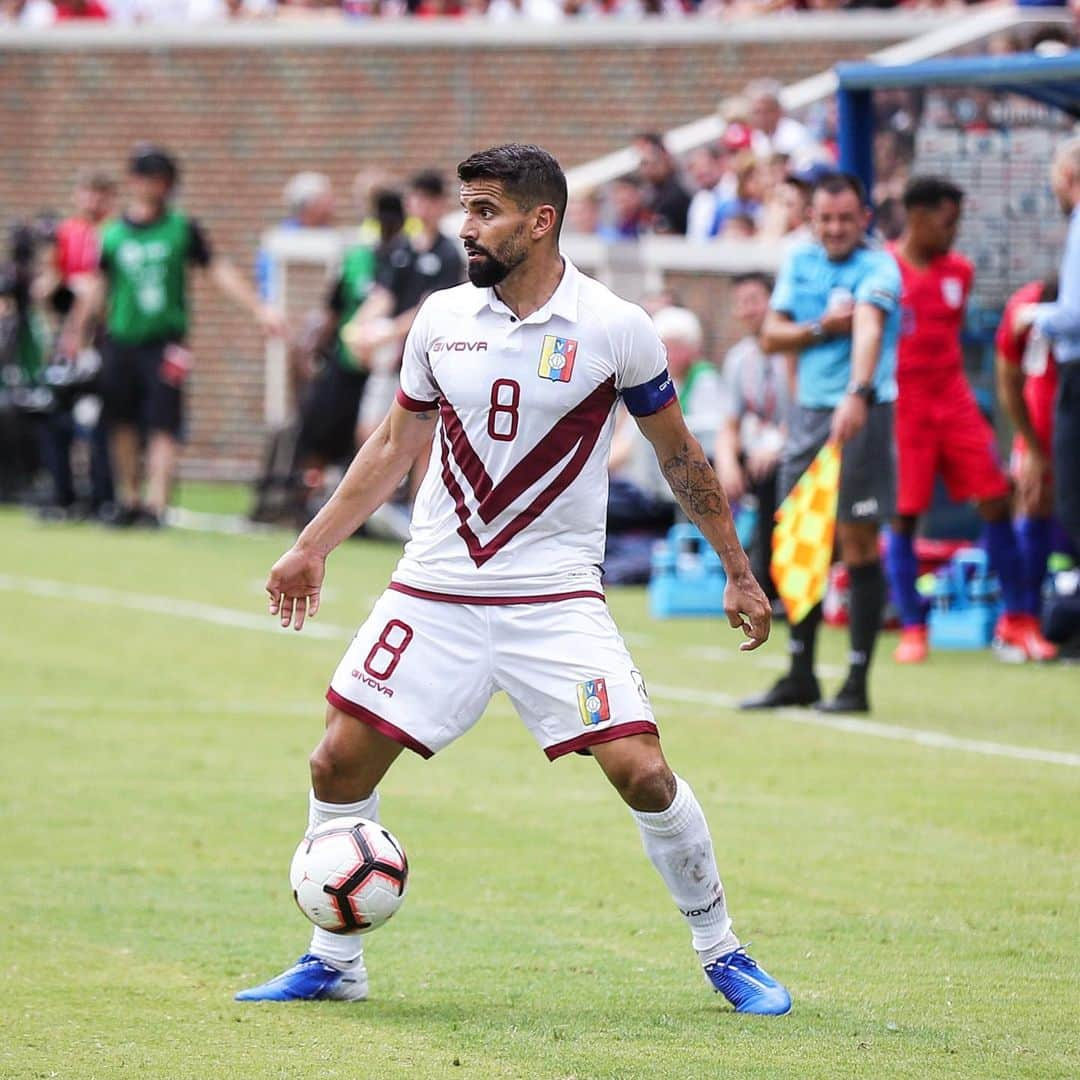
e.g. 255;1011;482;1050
779;402;897;524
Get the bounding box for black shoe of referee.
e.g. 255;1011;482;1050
815;675;869;714
739;674;821;710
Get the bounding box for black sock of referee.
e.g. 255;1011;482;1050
847;561;886;692
788;603;823;683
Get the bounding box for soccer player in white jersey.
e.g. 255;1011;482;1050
236;145;791;1015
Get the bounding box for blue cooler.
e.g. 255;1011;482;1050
648;523;728;618
927;547;1001;650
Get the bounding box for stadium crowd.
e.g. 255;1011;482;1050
0;0;1042;24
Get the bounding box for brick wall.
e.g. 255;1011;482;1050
0;21;915;479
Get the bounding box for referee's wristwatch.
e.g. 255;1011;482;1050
808;320;826;343
847;381;876;404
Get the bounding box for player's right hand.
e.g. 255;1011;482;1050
266;545;326;632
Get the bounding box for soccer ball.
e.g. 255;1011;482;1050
289;817;408;935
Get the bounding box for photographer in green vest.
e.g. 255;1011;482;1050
65;144;285;527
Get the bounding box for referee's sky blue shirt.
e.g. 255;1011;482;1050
1034;204;1080;364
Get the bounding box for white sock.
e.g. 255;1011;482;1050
306;790;379;970
631;775;739;965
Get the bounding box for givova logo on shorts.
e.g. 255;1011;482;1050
576;678;610;726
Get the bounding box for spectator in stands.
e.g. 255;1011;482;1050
759;173;812;245
283;172;336;230
257;171;336;303
1;0;57;25
565;190;603;235
484;0;563;18
188;0;275;17
63;144;284;528
599;175;649;242
718;213;757;242
711;152;764;237
871;130;911;207
746;79;816;162
1015;136;1080;556
716;273;789;605
743;172;900;715
685;145;726;243
53;0;109;17
633;132;691;236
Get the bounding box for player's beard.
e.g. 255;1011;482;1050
465;225;529;287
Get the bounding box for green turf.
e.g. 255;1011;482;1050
1;509;1077;1079
172;480;253;516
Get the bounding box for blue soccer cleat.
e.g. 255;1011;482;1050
234;954;368;1002
704;945;792;1015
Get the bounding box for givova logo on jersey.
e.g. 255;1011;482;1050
576;678;610;726
538;335;578;382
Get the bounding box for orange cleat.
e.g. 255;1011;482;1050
894;625;929;664
993;613;1059;663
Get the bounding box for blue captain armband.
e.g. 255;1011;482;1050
622;369;677;417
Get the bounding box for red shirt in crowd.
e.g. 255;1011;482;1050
54;216;102;281
54;1;110;19
890;245;975;382
996;280;1059;455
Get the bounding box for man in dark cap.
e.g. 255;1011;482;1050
65;144;284;526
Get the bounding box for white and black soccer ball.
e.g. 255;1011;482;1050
289;817;408;935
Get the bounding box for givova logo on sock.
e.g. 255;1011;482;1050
576;678;610;726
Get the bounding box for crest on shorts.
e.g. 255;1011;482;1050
941;277;964;309
538;335;578;383
576;678;610;726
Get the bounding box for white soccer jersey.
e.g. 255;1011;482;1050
392;258;675;600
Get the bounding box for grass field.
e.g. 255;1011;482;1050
1;506;1077;1080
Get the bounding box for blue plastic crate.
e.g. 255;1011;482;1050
927;547;1001;650
648;523;728;619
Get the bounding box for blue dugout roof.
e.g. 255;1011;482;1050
835;49;1080;198
836;49;1080;118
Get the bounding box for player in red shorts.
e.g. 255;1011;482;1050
996;277;1075;620
884;177;1056;663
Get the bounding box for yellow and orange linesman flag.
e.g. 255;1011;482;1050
771;442;841;625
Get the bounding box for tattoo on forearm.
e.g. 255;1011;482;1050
660;439;729;519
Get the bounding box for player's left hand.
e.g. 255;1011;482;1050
830;393;868;445
266;544;326;631
724;570;771;652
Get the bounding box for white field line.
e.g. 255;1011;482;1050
3;573;1077;769
649;683;1080;769
0;573;354;642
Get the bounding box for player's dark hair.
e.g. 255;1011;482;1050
410;169;446;199
903;175;965;211
812;171;867;206
457;144;568;238
733;271;774;292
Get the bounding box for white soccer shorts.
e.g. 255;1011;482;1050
327;588;657;760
